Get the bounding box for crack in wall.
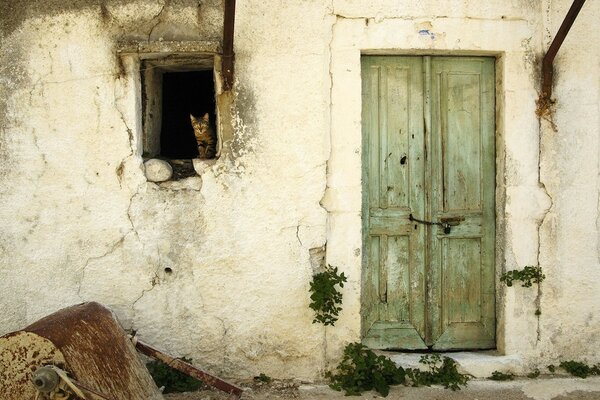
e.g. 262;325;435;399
126;190;144;248
296;225;303;247
318;2;337;217
131;265;161;309
534;1;555;342
333;14;528;22
147;0;171;41
130;244;164;309
113;72;141;189
116;105;134;149
320;0;336;373
77;234;130;300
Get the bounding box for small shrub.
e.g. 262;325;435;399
407;354;469;391
254;373;272;383
527;369;540;379
327;343;469;397
489;371;514;381
559;361;600;379
500;266;545;287
309;265;347;326
146;358;204;394
547;365;556;373
327;343;405;397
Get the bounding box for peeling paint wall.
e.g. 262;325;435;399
0;0;599;380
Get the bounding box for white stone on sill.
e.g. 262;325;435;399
144;158;173;182
192;158;217;175
383;351;523;378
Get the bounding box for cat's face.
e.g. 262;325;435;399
190;113;210;135
190;113;213;158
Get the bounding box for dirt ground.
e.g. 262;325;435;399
164;377;600;400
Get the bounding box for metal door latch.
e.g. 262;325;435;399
409;214;464;234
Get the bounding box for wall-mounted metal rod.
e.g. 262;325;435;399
541;0;586;99
222;0;236;91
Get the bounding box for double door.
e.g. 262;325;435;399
361;56;495;350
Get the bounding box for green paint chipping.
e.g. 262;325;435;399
309;265;347;326
327;343;469;397
146;358;204;394
500;266;545;287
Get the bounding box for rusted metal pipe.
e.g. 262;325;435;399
222;0;236;91
541;0;587;99
134;339;243;399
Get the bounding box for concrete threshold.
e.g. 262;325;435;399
380;350;522;378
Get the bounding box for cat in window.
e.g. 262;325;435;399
190;113;216;159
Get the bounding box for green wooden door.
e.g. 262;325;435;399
361;56;495;350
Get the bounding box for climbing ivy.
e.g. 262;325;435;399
500;266;545;287
309;265;347;326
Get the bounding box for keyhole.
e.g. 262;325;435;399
400;155;407;165
443;225;451;234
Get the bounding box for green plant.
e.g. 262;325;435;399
489;371;514;381
527;369;540;379
547;364;556;373
559;361;600;378
327;344;469;397
146;358;204;394
309;265;347;326
327;343;405;397
406;354;469;391
254;373;272;383
500;266;545;287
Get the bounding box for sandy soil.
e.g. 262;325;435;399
164;377;600;400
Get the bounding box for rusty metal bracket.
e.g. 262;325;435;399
540;0;587;101
222;0;236;91
133;338;243;399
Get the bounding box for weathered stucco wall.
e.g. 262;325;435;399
538;0;600;364
0;0;598;380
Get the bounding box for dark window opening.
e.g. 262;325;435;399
160;70;217;159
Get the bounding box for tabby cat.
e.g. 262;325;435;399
190;113;216;159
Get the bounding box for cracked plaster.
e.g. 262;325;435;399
0;0;599;381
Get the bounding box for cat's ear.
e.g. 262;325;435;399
190;114;197;124
202;113;210;122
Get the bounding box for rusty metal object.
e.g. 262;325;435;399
222;0;236;90
134;339;243;399
0;331;67;399
541;0;587;100
31;366;61;393
1;302;163;400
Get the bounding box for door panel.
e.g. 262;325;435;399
361;56;427;350
362;56;495;350
430;58;495;350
